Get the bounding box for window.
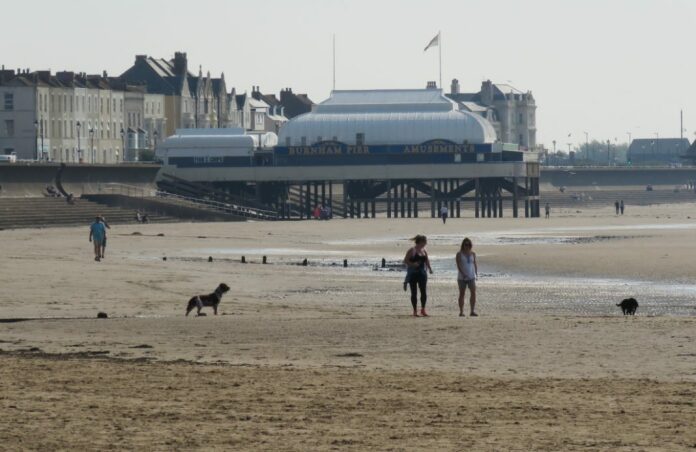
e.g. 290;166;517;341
519;133;524;144
38;94;42;111
518;113;523;124
112;99;116;112
285;137;291;146
70;96;73;112
4;120;14;137
120;100;123;112
356;133;365;145
4;93;13;110
301;136;307;145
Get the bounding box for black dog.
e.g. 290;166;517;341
617;297;638;315
186;283;230;316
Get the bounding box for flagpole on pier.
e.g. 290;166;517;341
333;34;336;91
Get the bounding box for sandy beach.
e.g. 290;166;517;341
2;203;696;450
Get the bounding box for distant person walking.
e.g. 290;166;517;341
620;200;625;215
614;200;620;215
89;216;106;262
545;202;550;219
455;238;478;317
440;205;449;224
403;235;433;317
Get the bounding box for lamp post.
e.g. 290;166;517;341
120;128;125;162
76;121;82;163
33;120;39;161
89;128;95;163
153;130;158;150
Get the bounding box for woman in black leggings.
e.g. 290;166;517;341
403;235;433;317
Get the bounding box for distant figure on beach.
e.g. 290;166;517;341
66;193;75;205
403;235;433;317
89;216;106;262
313;205;322;219
614;200;620;215
545;203;550;219
440;205;449;224
620;200;625;215
99;216;111;259
455;238;478;317
135;211;142;223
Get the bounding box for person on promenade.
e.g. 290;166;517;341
403;235;433;317
99;216;111;259
440;205;449;224
89;216;106;262
455;238;478;317
545;202;550;219
614;200;620;215
620;200;625;215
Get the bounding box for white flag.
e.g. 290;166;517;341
424;32;439;52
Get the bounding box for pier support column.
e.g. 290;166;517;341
414;189;419;217
400;183;406;218
406;185;412;218
512;177;519;218
321;182;326;208
306;182;312;218
498;191;504;218
371;200;376;218
430;179;436;218
328;182;333;217
524;177;530;218
386;181;392;218
474;178;480;218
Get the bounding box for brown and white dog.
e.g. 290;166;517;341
186;283;230;316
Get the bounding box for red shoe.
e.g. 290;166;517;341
420;309;428;317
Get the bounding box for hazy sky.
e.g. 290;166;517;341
3;0;695;148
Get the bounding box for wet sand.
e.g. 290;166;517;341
2;203;696;450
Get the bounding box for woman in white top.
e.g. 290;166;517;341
455;237;478;317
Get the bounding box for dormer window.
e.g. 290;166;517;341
356;133;365;145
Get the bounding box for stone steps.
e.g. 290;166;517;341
0;197;174;230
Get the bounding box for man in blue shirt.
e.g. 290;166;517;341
89;216;106;262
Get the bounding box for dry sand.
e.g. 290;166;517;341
2;203;696;450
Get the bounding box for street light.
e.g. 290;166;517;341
76;121;82;163
153;130;158;150
89;128;95;163
584;131;589;161
33;120;39;161
120;128;125;162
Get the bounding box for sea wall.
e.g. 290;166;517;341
0;163;160;198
